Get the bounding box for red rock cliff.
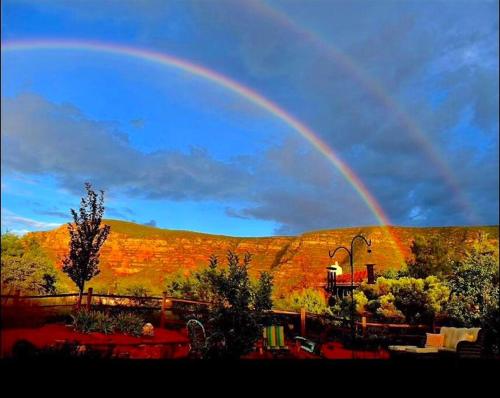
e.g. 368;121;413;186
29;220;498;295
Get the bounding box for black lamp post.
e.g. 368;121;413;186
325;265;340;307
329;234;372;345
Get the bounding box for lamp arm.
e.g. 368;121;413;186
329;246;351;259
351;234;372;252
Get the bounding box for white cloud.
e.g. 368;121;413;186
1;208;61;232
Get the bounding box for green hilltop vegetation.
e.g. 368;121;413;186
100;219;292;239
301;224;499;238
91;219;500;241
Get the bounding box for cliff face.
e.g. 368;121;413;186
29;220;498;295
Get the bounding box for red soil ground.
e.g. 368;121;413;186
320;342;389;359
244;341;389;359
1;324;389;360
1;324;190;359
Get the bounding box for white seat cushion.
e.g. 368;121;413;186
389;345;418;351
405;347;439;354
388;345;418;352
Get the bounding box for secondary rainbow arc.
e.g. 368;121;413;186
2;38;407;263
254;0;478;223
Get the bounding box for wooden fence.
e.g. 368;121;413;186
0;289;432;336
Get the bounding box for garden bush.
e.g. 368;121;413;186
95;311;115;334
275;288;332;315
185;251;275;359
71;309;113;334
347;276;450;324
112;312;144;336
1;233;61;294
71;309;144;336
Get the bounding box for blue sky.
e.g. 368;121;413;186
1;0;498;236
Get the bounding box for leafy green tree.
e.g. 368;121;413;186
376;292;404;320
1;233;58;294
1;232;24;257
276;288;331;315
445;235;499;355
391;276;449;323
482;306;500;357
192;255;221;302
253;271;273;312
406;234;456;279
62;182;110;304
348;276;450;323
202;251;273;359
376;267;410;279
164;271;198;299
446;236;499;327
163;256;222;302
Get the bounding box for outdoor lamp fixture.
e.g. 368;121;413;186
366;263;376;284
329;234;372;347
325;266;337;306
326;265;338;293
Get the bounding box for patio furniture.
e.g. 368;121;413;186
388;327;484;359
186;319;206;358
293;336;322;356
388;345;440;360
263;325;289;352
438;327;484;359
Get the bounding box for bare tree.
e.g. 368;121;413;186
62;182;110;306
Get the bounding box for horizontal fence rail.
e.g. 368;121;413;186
0;292;206;303
1;293;81;299
1;291;432;334
356;321;428;329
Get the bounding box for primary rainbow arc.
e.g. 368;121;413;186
2;38;407;263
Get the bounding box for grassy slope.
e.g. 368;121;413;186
102;219;291;240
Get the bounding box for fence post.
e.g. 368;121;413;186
160;292;166;328
300;307;306;336
86;287;93;310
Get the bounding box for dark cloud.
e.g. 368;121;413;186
1;93;253;201
106;206;135;220
184;0;498;229
143;219;157;227
233;188;375;235
1;93;379;234
2;0;498;232
34;209;70;219
224;207;252;220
